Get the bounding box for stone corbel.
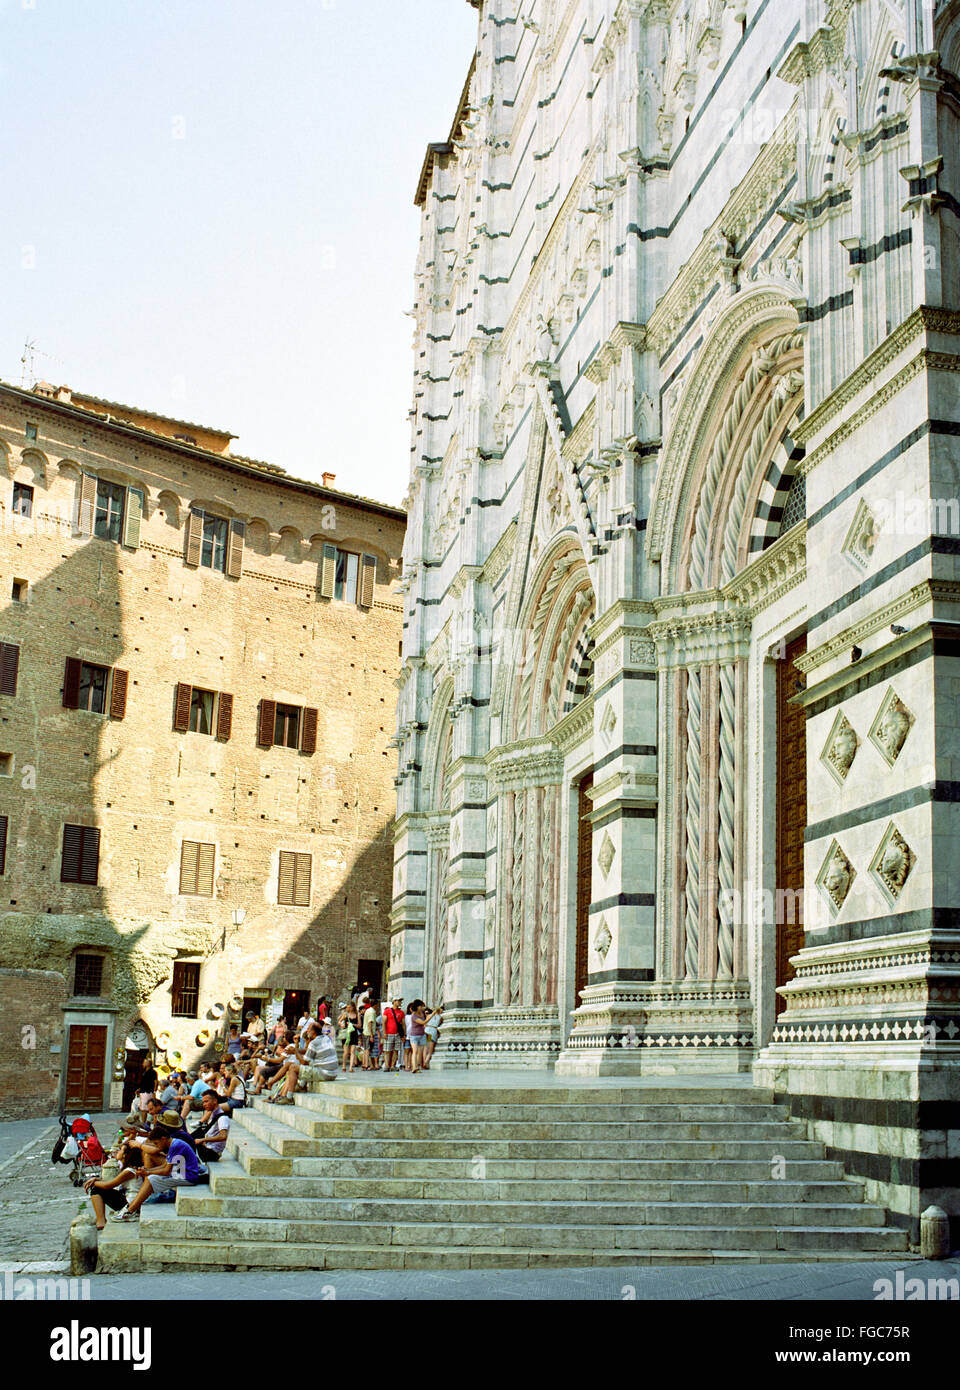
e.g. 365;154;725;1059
840;236;862;282
900;157;945;218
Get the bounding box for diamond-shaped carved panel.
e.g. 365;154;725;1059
870;823;915;905
869;688;915;768
593;917;612;962
820;710;859;785
842;498;881;572
597;830;616;878
816;840;855;915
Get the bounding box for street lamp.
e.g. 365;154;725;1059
232;908;246;929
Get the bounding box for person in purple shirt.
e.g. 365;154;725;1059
108;1126;202;1222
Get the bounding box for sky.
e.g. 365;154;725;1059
0;0;479;506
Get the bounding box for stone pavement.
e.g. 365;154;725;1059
71;1258;960;1300
0;1112;114;1269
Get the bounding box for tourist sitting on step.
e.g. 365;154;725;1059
179;1070;210;1120
84;1124;168;1230
104;1123;204;1223
250;1032;295;1093
189;1090;232;1162
266;1021;338;1103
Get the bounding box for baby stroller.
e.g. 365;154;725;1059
51;1113;106;1187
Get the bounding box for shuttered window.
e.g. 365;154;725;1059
258;700;317;753
61;824;101;885
179;840;216;897
63;659;126;717
0;815;7;875
277;850;311;907
173;684;232;740
0;644;19;697
172;962;200;1018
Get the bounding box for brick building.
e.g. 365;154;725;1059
0;379;405;1119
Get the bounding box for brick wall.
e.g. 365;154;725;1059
0;968;67;1120
0;389;405;1098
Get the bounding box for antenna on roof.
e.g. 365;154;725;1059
19;338;63;389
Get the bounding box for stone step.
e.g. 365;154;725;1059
230;1116;827;1162
174;1192;886;1229
310;1082;780;1108
126;1213;910;1253
256;1101;805;1143
297;1094;792;1124
210;1167;865;1205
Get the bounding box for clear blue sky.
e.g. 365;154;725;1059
0;0;478;505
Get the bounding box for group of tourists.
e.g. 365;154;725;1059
83;982;444;1226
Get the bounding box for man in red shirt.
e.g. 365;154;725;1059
381;997;405;1074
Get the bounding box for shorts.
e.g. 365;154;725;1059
96;1185;130;1212
425;1027;439;1042
383;1035;399;1052
410;1035;427;1049
146;1173;197;1195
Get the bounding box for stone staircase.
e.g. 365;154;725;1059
97;1079;913;1272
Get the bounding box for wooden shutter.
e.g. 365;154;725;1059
0;815;7;875
0;644;19;696
79;827;100;884
185;507;203;567
301;706;318;755
62;824;82;881
123;488;143;549
173;682;193;732
197;842;216;896
62;824;99;884
319;543;336;599
110;668;128;719
179;840;200;895
226;520;245;579
359;553;377;609
77;473;97;535
216;691;233;742
294;852;312;907
63;657;82;709
277;850;296;905
258;699;276;748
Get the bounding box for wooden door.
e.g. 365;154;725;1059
121;1049;147;1112
776;635;807;1012
65;1025;107;1109
574;773;593;1008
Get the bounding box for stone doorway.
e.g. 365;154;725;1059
775;633;807;1014
65;1024;107;1109
574;772;593;1009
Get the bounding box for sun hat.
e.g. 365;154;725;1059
155;1111;183;1130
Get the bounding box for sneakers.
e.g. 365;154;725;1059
108;1205;139;1222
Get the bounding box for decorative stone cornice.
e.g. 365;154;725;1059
590;598;657;647
722;521;806;615
485;736;565;792
648;605;751;668
481;520;516;587
795;307;960;449
798;584;960;675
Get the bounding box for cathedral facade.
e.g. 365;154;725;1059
392;0;960;1239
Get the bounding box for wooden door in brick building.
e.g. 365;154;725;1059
776;635;807;1013
65;1025;107;1108
574;773;593;1009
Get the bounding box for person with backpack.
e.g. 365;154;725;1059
381;997;405;1074
189;1090;231;1163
